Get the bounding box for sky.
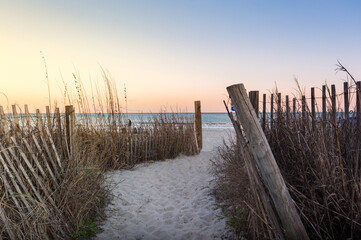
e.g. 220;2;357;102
1;0;361;112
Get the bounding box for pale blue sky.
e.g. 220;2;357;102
1;0;361;112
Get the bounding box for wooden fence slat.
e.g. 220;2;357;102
24;104;31;130
0;105;8;134
271;94;274;129
11;137;56;206
344;82;349;119
286;95;289;123
302;95;306;120
6;145;45;205
31;135;58;186
331;84;336;124
262;94;266;130
293;98;296;118
46;106;52;131
0;145;33;212
45;127;62;168
0;203;16;240
11;105;19;130
311;88;316;130
357;82;361;130
0;158;25;213
36;109;43;133
227;83;309;240
322;85;326;128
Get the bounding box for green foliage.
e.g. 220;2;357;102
70;219;102;240
228;206;246;231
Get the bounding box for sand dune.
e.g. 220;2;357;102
96;128;233;240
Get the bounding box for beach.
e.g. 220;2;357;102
96;128;234;240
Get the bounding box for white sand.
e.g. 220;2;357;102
96;128;233;240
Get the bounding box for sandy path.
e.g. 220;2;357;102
96;128;232;240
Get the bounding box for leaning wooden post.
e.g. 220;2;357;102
311;88;316;130
65;105;75;154
344;82;349;119
262;94;266;130
194;101;202;152
227;84;308;240
227;84;308;239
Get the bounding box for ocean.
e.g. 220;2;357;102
121;112;233;129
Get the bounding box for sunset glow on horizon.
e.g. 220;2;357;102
1;1;361;113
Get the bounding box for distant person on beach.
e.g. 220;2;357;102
128;119;132;127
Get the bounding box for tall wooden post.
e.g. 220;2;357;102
194;101;202;152
263;94;266;130
65;105;75;154
344;82;349;119
227;84;309;240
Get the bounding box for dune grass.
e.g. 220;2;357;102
0;71;199;239
214;82;361;239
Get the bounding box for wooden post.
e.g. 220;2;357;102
12;105;19;130
277;93;281;123
65;105;75;154
262;94;266;130
0;106;8;134
249;91;259;118
227;84;309;240
293;97;296;118
311;88;316;130
194;101;202;151
344;82;349;119
24;104;31;130
36;109;42;133
301;96;306;120
322;85;327;129
286;95;290;123
270;94;274;129
357;82;361;130
331;85;336;125
46;105;52;131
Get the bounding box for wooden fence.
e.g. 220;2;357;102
244;82;361;129
0;102;202;239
